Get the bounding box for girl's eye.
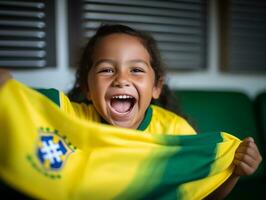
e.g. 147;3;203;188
131;67;145;73
97;68;114;74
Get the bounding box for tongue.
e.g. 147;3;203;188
111;99;131;113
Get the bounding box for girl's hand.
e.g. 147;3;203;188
233;137;262;176
0;69;12;87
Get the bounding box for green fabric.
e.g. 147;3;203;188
137;106;152;131
144;132;223;200
113;132;224;200
35;88;60;107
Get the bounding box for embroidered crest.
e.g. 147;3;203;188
36;127;75;171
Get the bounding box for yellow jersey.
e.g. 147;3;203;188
0;80;241;200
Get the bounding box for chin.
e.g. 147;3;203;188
112;120;136;129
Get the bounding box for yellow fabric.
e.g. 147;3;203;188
0;80;241;200
60;93;196;135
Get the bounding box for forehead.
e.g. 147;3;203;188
96;33;143;47
93;33;150;61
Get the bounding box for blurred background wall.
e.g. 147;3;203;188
1;0;266;98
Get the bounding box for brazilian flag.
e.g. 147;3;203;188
0;80;241;200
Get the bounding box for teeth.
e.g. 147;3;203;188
112;95;133;99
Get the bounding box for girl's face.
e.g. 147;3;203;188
87;33;162;129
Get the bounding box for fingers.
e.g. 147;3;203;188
236;137;261;160
234;152;257;169
233;137;262;176
233;159;254;176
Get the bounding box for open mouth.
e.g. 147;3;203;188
110;95;136;114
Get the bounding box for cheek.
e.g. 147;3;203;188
137;78;155;98
88;75;101;98
89;77;110;98
88;73;100;89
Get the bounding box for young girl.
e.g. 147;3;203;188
67;24;262;199
67;24;195;135
0;24;262;199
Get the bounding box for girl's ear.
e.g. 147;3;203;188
152;78;164;99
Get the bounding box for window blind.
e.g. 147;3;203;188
68;0;208;70
220;0;266;72
0;0;56;68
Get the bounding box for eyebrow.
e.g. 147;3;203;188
128;59;149;67
94;59;116;67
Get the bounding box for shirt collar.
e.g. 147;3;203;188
100;106;153;131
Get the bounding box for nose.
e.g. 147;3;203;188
112;71;130;88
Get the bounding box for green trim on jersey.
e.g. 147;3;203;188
100;106;153;131
35;88;60;107
137;106;152;131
